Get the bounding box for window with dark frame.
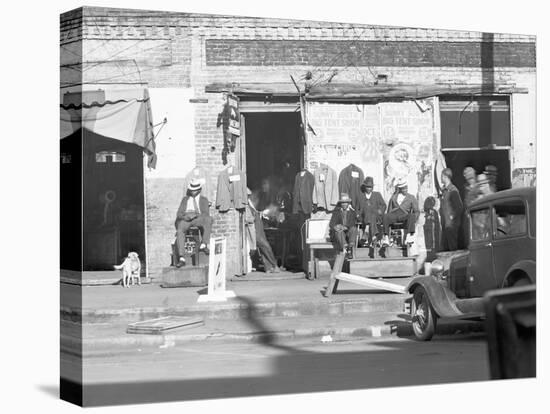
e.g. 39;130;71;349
470;207;492;241
493;199;527;239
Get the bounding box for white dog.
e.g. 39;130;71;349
114;252;141;288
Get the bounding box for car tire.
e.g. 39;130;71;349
511;276;531;287
411;286;437;341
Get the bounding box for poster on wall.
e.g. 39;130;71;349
307;103;385;196
227;94;240;136
379;99;435;204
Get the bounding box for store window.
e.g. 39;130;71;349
95;150;126;163
440;96;511;149
471;208;491;241
493;200;527;239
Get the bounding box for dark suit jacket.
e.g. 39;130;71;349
440;183;463;229
338;164;365;209
329;206;357;231
175;195;210;227
292;170;315;214
358;191;386;224
387;192;419;220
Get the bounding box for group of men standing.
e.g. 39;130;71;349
438;164;499;251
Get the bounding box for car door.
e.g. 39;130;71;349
468;206;497;296
491;198;531;287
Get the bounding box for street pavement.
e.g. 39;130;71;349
66;333;490;406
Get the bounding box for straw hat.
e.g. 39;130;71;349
395;178;408;189
187;179;202;191
337;193;352;204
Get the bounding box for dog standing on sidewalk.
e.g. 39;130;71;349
114;252;141;287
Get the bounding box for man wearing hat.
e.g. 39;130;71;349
358;176;386;246
329;193;358;253
440;168;463;251
174;179;213;267
463;166;479;207
381;179;419;246
484;165;498;193
476;173;494;199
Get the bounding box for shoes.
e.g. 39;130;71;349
176;257;186;268
199;243;210;255
267;267;281;273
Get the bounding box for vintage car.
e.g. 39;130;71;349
407;187;536;341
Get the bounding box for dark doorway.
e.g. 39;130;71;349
443;149;511;201
82;130;146;271
244;112;304;271
245;112;302;193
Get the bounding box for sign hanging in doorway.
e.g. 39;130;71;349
227;94;241;136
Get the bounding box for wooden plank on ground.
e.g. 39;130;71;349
127;316;204;335
336;272;407;294
324;252;345;297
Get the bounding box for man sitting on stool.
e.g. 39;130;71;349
381;179;419;247
329;193;358;256
174;179;213;267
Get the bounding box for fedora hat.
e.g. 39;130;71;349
395;178;408;189
463;166;476;180
361;176;374;189
337;193;352;204
187;179;202;191
484;165;498;176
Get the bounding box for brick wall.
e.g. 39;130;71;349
205;40;536;67
60;6;537;279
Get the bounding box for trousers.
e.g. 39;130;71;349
442;224;460;251
383;210;417;234
176;215;213;257
331;226;358;251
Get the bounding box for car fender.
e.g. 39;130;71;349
503;260;536;287
406;276;465;319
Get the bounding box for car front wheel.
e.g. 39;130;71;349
411;286;437;341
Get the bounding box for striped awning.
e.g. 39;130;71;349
60;88;156;168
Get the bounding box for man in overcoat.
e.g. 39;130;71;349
329;193;358;252
174;180;213;267
358;176;386;246
440;168;464;251
381;179;419;246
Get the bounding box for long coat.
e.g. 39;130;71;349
215;167;248;212
312;164;339;211
329;206;358;231
440;183;463;229
292;170;315;214
358;191;386;225
338;164;365;209
175;195;210;228
387;192;420;220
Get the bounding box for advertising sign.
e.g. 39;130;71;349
197;237;235;302
227;94;240;136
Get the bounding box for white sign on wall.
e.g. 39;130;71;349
146;88;196;179
197;237;236;302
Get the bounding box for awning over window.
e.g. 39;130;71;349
60;88;156;168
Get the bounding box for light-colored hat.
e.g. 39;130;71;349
477;174;490;185
187;179;202;191
337;193;352;204
395;178;408;189
463;167;476;180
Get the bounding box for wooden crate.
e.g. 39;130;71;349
348;256;417;278
161;266;208;288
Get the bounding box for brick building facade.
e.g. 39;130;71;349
60;7;536;280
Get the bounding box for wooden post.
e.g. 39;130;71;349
325;252;345;297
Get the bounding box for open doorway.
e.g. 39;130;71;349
443;149;511;201
244;112;304;271
82;130;146;272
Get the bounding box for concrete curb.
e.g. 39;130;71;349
61;296;408;324
62;321;485;357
